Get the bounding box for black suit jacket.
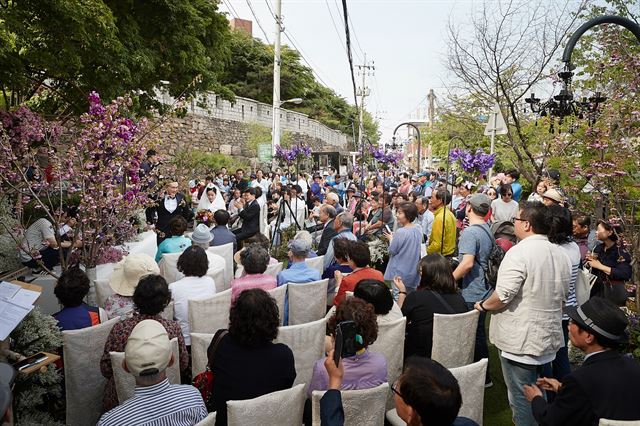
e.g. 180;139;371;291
532;350;640;425
145;193;193;236
316;220;338;256
234;200;261;241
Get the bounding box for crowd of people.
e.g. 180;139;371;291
3;152;640;426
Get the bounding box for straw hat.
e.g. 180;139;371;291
109;253;160;296
542;188;564;203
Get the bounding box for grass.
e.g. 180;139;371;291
483;316;514;426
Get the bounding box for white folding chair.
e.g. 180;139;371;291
369;317;406;409
304;255;325;276
188;289;231;334
159;252;182;284
110;338;181;403
95;278;114;308
190;332;214;376
208;243;234;287
431;310;479;368
312;382;388;426
195;412;217;426
212;267;227;293
63;317;121;426
450;358;488;425
160;301;174;321
275;318;326;392
264;261;284;278
268;285;288;326
287;279;328;325
227;384;306;426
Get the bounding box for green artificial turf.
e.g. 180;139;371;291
483;316;514;426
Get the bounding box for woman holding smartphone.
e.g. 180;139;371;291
383;202;422;293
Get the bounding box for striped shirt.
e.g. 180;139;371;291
560;242;581;320
98;379;207;426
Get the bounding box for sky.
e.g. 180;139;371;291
218;0;478;145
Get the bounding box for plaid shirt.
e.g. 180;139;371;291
100;313;189;412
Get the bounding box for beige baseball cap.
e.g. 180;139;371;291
124;320;172;377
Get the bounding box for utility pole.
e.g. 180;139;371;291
427;89;435;169
271;0;283;159
356;54;374;158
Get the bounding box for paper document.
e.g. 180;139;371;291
0;299;33;340
0;281;20;300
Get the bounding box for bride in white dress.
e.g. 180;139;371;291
197;184;226;212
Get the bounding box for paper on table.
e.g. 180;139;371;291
0;299;33;340
0;281;21;300
11;288;41;308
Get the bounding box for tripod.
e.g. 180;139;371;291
270;196;303;250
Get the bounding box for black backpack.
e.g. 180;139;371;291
476;225;505;289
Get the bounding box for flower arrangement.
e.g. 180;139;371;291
274;144;312;165
449;148;496;175
97;246;127;265
195;209;215;226
367;237;389;265
623;308;640;361
369;146;404;169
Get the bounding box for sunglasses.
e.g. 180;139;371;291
390;381;403;399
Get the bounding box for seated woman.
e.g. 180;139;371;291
354;279;403;324
155;216;191;263
322;238;353;301
233;233;278;278
230;245;276;302
309;298;387;396
333;241;384;306
169;245;216;346
104;253;160;320
209;289;296;425
100;274;189;412
394;254;468;359
53;267;103;331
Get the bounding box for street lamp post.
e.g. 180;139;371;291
393;122;422;172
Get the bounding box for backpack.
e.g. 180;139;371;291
476;225;505;289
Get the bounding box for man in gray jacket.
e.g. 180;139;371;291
473;201;571;426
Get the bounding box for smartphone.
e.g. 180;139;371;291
333;320;358;367
384;225;392;234
13;352;48;371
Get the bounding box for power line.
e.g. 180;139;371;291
325;0;348;55
264;0;275;19
221;0;240;19
343;0;366;60
281;31;336;88
340;0;359;110
245;0;271;44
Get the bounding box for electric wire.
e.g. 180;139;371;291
221;0;240;18
245;0;271;44
340;0;359;109
325;0;348;56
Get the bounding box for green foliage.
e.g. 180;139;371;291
220;30;378;143
0;0;231;114
169;150;250;184
244;123;271;152
10;307;64;424
272;225;298;262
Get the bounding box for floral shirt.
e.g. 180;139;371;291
104;294;134;320
100;313;189;412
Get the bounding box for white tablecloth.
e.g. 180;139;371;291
96;231;157;284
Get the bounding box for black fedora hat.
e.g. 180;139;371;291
565;297;628;344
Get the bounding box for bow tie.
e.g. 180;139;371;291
167;196;176;200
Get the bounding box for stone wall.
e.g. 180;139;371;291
149;114;347;165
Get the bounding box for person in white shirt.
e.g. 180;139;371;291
491;184;519;223
169;245;216;345
475;201;571;426
297;173;309;199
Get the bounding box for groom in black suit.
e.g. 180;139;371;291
232;187;261;245
524;297;640;425
146;181;193;245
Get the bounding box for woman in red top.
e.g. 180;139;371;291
333;240;384;305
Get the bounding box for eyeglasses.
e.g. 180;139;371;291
390;381;403;399
511;217;527;223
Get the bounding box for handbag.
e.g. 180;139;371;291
575;266;597;305
604;278;629;307
192;329;228;409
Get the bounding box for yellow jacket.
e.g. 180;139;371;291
427;206;457;256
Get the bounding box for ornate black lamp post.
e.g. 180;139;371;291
525;16;640;131
393;122;422;172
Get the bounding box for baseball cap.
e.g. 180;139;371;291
125;320;172;377
288;238;312;255
468;193;491;216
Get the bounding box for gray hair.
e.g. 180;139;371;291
336;212;354;229
240;244;270;274
191;240;210;251
321;204;337;219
